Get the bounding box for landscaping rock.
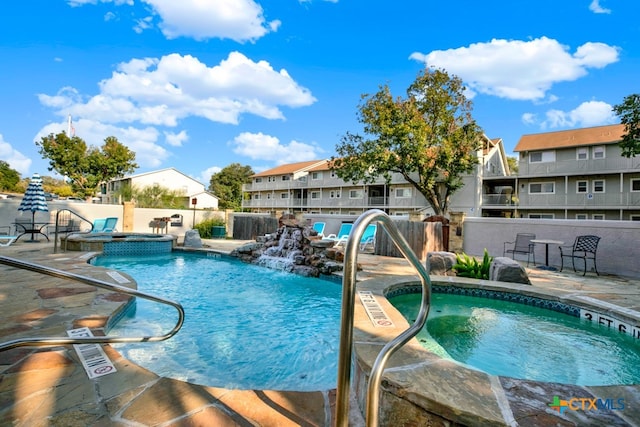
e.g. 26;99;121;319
490;257;531;285
426;251;458;276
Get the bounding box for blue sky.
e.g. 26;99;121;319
1;0;638;185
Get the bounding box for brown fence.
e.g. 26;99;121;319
232;216;279;240
374;220;443;260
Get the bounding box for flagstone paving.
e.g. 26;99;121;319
0;239;638;426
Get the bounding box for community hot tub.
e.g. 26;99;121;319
63;233;176;255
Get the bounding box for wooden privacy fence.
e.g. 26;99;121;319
233;216;279;240
375;220;443;260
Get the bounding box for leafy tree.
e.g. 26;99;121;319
0;161;21;191
613;93;640;157
332;68;483;216
132;184;187;209
209;163;254;210
506;156;519;175
36;132;138;199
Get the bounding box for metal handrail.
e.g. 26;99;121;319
52;209;94;253
335;209;432;427
0;255;185;351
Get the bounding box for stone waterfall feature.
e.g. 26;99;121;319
230;216;344;277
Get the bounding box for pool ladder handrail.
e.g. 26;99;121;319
52;208;94;253
0;255;185;352
335;209;433;427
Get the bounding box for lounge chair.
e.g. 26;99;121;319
559;235;601;276
325;223;353;247
91;217;118;233
359;224;377;251
503;233;536;266
312;222;326;238
0;235;18;247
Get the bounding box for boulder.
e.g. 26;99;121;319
490;257;531;285
426;252;458;276
183;229;203;248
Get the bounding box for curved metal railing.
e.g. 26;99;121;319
335;209;433;427
52;208;94;253
0;255;185;351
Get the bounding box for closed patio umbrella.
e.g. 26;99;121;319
17;173;49;241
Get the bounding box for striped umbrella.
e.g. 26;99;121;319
17;173;49;240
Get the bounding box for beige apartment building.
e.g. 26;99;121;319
241;134;511;217
483;124;640;220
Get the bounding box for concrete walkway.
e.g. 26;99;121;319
0;238;638;426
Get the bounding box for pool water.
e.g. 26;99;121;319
94;252;342;391
390;292;640;386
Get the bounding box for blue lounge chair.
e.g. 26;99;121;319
312;222;326;238
91;217;118;233
359;224;377;251
327;223;354;247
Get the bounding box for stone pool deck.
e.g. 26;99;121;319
0;238;639;426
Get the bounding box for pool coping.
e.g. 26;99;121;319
352;274;640;426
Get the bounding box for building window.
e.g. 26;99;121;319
268;176;276;182
349;190;363;199
330;190;341;198
592;179;605;193
592;214;605;220
282;175;290;181
575;214;588;220
576;180;588;193
280;193;289;199
529;182;555;194
255;177;262;183
395;188;411;198
576;148;588;160
630;215;640;221
310;191;321;199
529;151;555;163
528;213;555;219
311;172;322;180
253;194;261;200
631;179;640;192
593;146;605;159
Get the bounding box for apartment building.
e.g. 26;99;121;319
483;124;640;220
241;134;510;217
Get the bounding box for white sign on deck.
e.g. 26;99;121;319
67;327;117;379
358;290;394;327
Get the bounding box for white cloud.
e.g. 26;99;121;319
589;0;611;14
537;101;617;129
521;113;536;125
198;166;222;185
231;132;323;164
164;130;188;147
0;134;31;176
141;0;279;42
410;37;619;101
37;52;315;168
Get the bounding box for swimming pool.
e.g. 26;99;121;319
93;252;342;391
389;291;640;386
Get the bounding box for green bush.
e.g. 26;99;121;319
194;217;225;239
453;249;493;280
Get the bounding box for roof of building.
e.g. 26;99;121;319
514;124;626;152
111;167;206;186
252;160;327;177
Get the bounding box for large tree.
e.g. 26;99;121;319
36;132;138;199
332;68;483;216
209;163;254;210
0;161;21;192
613;93;640;157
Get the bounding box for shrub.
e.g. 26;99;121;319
194;217;226;239
453;249;493;280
